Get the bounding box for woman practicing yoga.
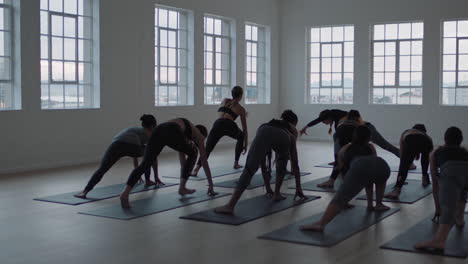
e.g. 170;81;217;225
74;115;159;199
384;124;433;199
427;127;468;223
415;127;468;251
316;110;411;188
119;118;216;208
214;110;307;214
191;86;248;176
300;125;392;232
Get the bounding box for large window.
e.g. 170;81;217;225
245;23;270;104
442;20;468;105
371;22;423;105
0;0;15;110
308;25;354;104
40;0;98;109
204;15;234;105
154;6;193;106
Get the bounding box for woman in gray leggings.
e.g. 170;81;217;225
415;127;468;251
301;125;392;232
215;110;307;215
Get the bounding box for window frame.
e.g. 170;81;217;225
370;21;424;105
0;1;15;110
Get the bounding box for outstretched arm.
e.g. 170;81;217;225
429;150;440;221
193;127;216;195
289;127;306;200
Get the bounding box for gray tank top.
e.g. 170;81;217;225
112;127;148;146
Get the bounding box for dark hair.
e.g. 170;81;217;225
196;125;208;138
140;114;157;129
412;124;427;133
318;109;331;121
232;86;243;99
281;109;298;125
445;126;463;146
352;125;372;145
347;110;361;121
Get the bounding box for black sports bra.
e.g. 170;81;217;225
218;106;239;120
265;119;292;133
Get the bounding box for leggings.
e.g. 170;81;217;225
332;156;390;207
237;125;290;189
198;118;244;165
84;141;146;192
366;122;400;158
331;124;356;180
126;122;197;187
438;161;468;225
395;134;433;188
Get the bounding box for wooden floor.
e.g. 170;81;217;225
0;141;464;264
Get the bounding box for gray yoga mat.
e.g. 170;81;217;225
213;172;311;189
78;191;230;220
34;182;178;205
163;166;243;181
289;176;343;193
179;194;320;225
258;206;399;247
381;214;468;258
315;162;425;174
357;179;432;204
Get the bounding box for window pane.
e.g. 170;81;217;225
310;43;320;57
460;39;468;54
398;23;411;39
64;62;76;81
52;37;63;60
411;56;422;71
64;38;76;60
374;25;384;40
385;24;398;39
322;44;331;57
332;26;343;41
400;41;411;55
344;26;354;41
64;0;78;14
50;0;63;12
385;42;396;55
320;27;331;42
411;41;423;55
444;21;457;37
374;57;384;72
443;55;456;71
310;28;320;42
412;22;424;38
400;72;410;86
51;15;63;36
459;72;468;86
443;38;456;54
460;55;468;71
458;21;468;37
374;42;384;56
399;56;410;71
385;72;395;86
344;42;353;57
63;17;76;38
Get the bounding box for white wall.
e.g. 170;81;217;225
0;0;281;174
280;0;468;145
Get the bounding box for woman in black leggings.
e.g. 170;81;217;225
301;125;391;232
120;118;216;208
74;115;158;199
385;124;433;199
191;86;248;176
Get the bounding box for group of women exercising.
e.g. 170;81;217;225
74;86;467;252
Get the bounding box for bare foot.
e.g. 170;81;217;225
384;188;401;199
179;187;196;195
73;192;87;199
272;193;287;201
317;179;335;188
422;175;431;187
409;163;417;170
120;195;130;208
214;205;234;215
233;163;243;169
328;161;336;166
145;181;156;188
374;204;391;211
414;240;445;251
456;214;465;227
300;222;325;232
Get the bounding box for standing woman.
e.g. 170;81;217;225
191;86;248;175
120;118;216;208
384;124;433;199
74;115;159;199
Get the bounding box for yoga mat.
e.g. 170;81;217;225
213;172;311;189
289;176;343;193
179;194;320;225
163;166;243;181
381;214;468;258
315;163;425;174
357;179;432;204
78;191;230;220
258;206;399;247
34;182;178;205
